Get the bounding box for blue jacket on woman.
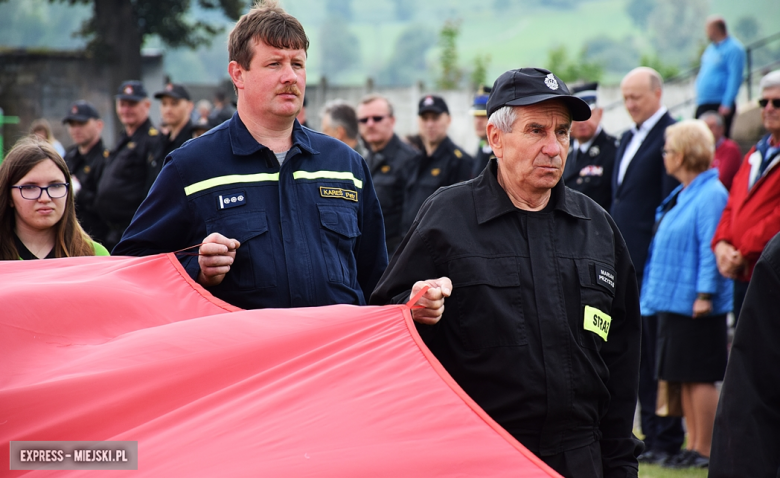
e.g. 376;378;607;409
641;168;732;316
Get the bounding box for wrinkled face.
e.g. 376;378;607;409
570;107;602;142
760;86;780;136
357;99;395;148
11;159;68;233
230;39;306;122
489;101;571;196
418;112;451;145
662;138;683;175
116;99;150;130
160;97;193;130
702;115;724;141
66;118;103;148
473;115;488;140
621;73;661;126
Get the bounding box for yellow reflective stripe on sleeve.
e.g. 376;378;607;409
584;305;611;341
184;173;280;196
293;170;363;189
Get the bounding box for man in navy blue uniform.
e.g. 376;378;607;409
114;0;387;310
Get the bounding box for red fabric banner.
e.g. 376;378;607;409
1;254;560;477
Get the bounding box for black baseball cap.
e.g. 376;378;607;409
154;83;191;101
486;68;591;121
418;95;449;115
62;100;100;124
572;82;598;109
115;80;148;101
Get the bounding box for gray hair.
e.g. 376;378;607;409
699;110;724;127
487;106;518;133
320;99;359;140
359;94;394;117
760;70;780;93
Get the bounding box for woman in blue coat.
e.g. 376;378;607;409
640;120;732;469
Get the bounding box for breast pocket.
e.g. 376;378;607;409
205;210;276;290
576;259;616;350
318;204;360;286
448;256;527;351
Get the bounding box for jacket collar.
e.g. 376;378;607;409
474;158;588;224
229;112;318;158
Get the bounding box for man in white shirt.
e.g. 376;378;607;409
612;66;683;466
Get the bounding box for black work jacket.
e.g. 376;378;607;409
400;136;473;234
64;139;110;241
562;129;618;211
371;159;641;478
365;134;419;255
95;118;161;229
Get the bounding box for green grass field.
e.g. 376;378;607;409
640;463;708;478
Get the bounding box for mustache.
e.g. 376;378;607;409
277;85;302;96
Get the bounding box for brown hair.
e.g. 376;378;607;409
0;136;97;260
360;94;394;117
229;0;309;70
665;120;715;174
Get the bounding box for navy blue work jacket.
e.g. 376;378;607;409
114;113;388;310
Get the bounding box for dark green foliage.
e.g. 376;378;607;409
436;19;462;90
377;24;436;86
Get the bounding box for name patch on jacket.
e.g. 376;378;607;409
596;265;616;294
584;306;611;341
320;186;357;202
218;191;246;210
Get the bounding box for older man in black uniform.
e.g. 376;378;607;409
372;68;642;478
95;80;161;250
62;100;110;243
358;94;418;255
562;83;617;211
152;83;194;184
401;95;472;235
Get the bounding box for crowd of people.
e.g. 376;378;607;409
3;3;780;476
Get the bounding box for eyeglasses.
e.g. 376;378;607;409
11;183;69;200
662;149;675;157
758;98;780;109
358;115;388;124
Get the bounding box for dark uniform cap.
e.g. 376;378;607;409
115;80;148;101
486;67;591;121
572;82;599;109
418;95;449;115
470;86;492;117
62;100;100;124
154;83;191;101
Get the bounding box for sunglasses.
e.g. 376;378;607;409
758;98;780;109
358;115;388;124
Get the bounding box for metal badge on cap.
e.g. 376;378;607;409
545;73;559;90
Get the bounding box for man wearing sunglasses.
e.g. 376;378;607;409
357;95;419;255
713;69;780;323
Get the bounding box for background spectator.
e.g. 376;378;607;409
640;120;731;469
700;111;742;190
29;118;66;158
695;16;745;138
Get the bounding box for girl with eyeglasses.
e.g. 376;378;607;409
0;136;109;260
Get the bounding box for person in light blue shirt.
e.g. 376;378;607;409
695;16;746;138
640;120;732;469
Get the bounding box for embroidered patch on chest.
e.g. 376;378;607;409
584;305;611;341
596;266;616;293
320;186;358;202
217;191;246;209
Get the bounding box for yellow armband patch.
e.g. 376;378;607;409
584;305;611;341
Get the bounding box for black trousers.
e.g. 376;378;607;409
696;103;736;138
638;314;685;454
